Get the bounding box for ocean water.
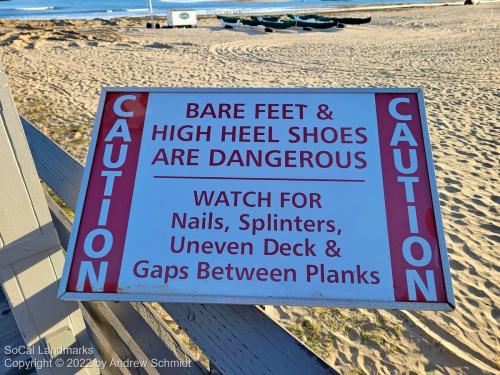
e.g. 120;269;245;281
0;0;446;19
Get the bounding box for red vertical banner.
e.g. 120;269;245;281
67;92;149;292
375;93;447;303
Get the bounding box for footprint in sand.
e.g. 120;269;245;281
449;259;466;271
480;223;500;234
466;284;488;299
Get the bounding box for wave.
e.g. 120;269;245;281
125;8;149;12
196;5;302;14
14;6;54;11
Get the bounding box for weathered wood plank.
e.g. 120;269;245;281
77;302;133;375
161;303;336;375
22;117;83;212
129;302;204;371
0;66;98;375
23;116;339;375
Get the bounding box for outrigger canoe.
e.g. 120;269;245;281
251;15;280;22
289;14;371;25
240;18;260;26
287;14;340;29
262;20;296;31
251;16;296;31
217;15;260;28
217;15;241;28
330;16;371;24
295;19;338;29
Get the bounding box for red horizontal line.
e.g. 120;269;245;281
153;176;365;183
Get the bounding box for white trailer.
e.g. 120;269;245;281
167;10;197;28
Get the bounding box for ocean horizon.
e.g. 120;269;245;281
0;0;452;19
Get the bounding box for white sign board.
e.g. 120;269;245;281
59;88;454;310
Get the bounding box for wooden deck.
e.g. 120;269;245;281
0;287;37;374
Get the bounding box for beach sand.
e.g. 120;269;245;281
1;4;498;374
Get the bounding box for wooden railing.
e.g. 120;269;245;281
21;117;339;375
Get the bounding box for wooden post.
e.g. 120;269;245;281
0;67;98;374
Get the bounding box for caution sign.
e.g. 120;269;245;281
58;88;454;310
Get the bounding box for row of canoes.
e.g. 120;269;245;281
289;14;372;24
217;14;371;32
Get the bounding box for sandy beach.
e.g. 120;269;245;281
0;3;498;374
